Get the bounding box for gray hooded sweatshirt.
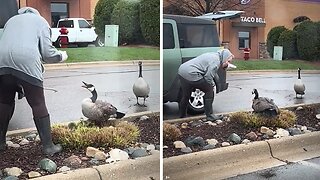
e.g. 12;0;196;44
0;7;62;87
178;49;233;86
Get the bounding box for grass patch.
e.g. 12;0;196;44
231;59;320;70
60;46;160;63
52;121;139;149
230;110;296;128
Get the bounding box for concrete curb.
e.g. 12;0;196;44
44;60;160;70
227;69;320;74
7;111;160;137
164;132;320;180
34;151;160;180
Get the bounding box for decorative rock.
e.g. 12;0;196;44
274;128;290;138
242;139;251;144
3;176;19;180
7;143;20;148
38;158;57;173
204;121;217;126
6;141;13;146
300;126;308;131
94;151;108;161
156;145;160;150
58;166;71;173
63;155;82;167
25;134;37;141
124;147;136;155
215;120;223;124
86;147;101;157
221;142;230;147
139;115;149;121
107;148;129;161
147;144;156;151
190;121;202;127
181;122;188;129
181;147;192;153
173;141;186;149
316;114;320;120
140;143;149;149
203;144;215;150
228;133;241;144
89;158;100;165
19;138;30;146
131;148;148;158
260;126;270;134
80;157;89;161
35;135;41;142
163;145;168;149
185;136;206;147
288;128;302;136
206;139;218;146
296;106;303;111
4;167;23;177
245;131;258;141
28;171;41;178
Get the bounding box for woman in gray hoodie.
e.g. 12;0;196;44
178;49;234;121
0;7;67;155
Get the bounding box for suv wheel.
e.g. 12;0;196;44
187;88;214;114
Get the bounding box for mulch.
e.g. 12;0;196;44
163;103;320;158
0;115;160;179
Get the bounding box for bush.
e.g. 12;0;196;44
163;123;181;141
93;0;119;39
295;21;320;61
111;0;142;45
52;121;139;149
267;26;287;57
140;0;160;46
278;29;298;59
230;110;296;128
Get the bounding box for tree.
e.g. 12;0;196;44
164;0;263;16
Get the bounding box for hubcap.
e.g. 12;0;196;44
189;89;205;109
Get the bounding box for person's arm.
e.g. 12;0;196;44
203;64;218;86
38;27;62;63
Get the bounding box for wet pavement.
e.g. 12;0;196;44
228;157;320;180
164;71;320;120
8;63;160;130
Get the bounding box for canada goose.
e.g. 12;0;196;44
252;89;279;117
294;68;305;99
133;61;150;106
81;81;125;126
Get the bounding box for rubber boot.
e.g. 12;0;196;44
34;115;62;155
204;99;223;121
0;103;15;151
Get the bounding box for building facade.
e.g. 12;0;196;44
164;0;320;59
18;0;98;27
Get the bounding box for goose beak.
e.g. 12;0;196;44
82;81;89;88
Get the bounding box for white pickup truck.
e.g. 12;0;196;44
51;18;104;47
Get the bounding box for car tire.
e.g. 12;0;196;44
95;36;104;47
187;88;215;115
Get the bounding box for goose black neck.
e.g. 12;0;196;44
139;64;142;78
254;90;259;99
91;89;97;103
298;69;301;79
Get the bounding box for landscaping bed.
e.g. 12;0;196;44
0;114;159;179
163;103;320;158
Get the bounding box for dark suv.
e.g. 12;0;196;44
163;14;228;113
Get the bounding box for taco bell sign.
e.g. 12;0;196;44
240;16;266;23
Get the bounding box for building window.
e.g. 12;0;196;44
238;31;250;49
51;3;69;27
163;23;175;49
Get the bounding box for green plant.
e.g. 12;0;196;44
111;0;142;45
52;121;139;149
139;0;160;46
230;110;296;128
278;29;298;59
295;21;320;61
93;0;119;39
266;26;287;57
163;123;181;141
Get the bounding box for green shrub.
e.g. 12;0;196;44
163;123;181;141
93;0;119;39
111;0;142;45
52;121;139;149
230;110;296;128
295;21;320;61
139;0;160;46
267;26;287;57
278;29;298;59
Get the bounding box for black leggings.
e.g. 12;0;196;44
179;75;213;116
0;75;48;119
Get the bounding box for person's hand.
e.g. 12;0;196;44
59;51;68;62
